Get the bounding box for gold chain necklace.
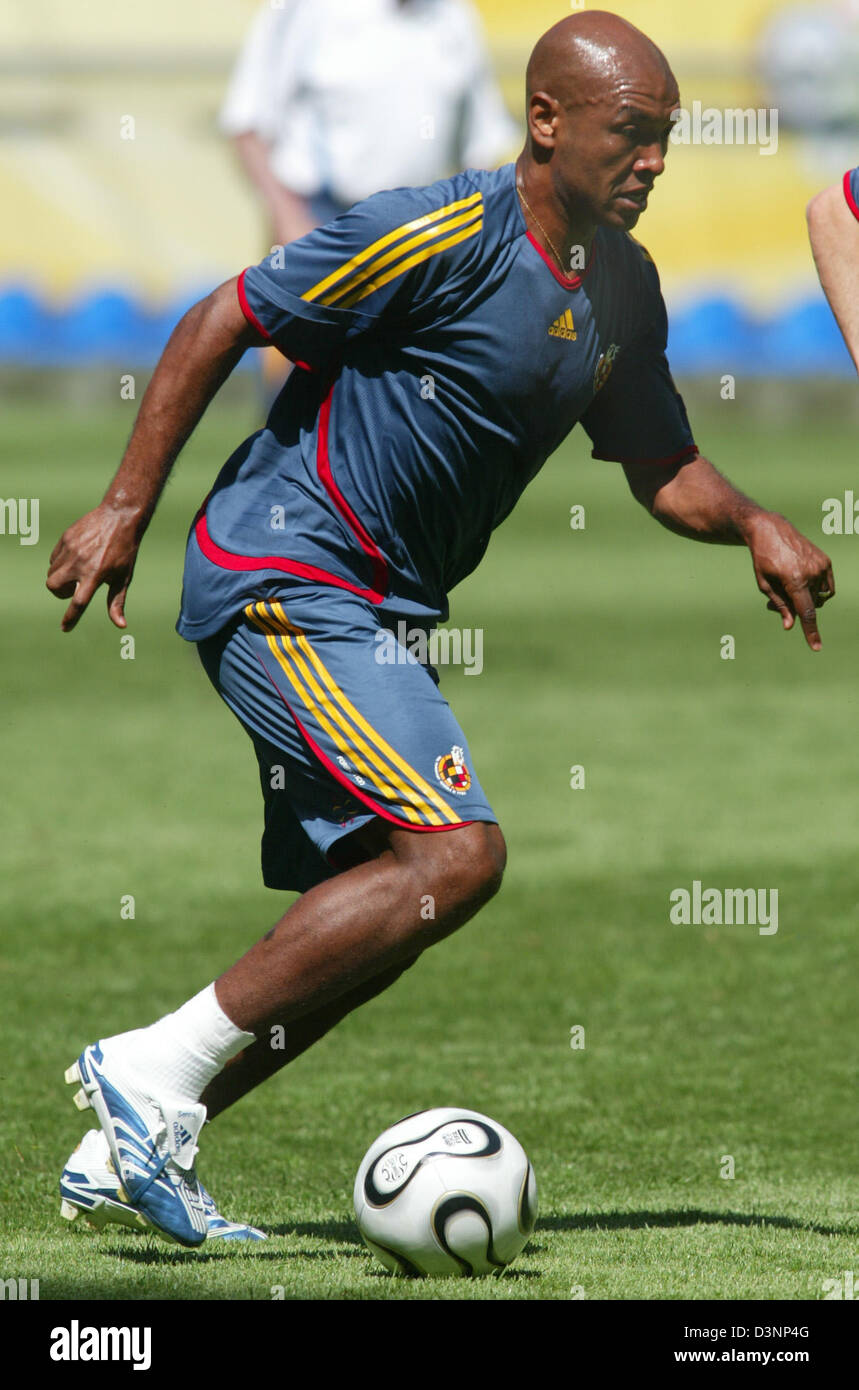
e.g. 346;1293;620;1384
516;180;568;275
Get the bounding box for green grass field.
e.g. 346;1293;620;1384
1;387;856;1301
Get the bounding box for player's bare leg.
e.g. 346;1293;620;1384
64;819;503;1244
198;815;424;1118
215;819;504;1035
201;955;418;1120
80;818;504;1110
98;818;504;1101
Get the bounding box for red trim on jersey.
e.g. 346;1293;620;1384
317;380;389;598
237;268;313;371
192;375;388;602
591;444;699;467
237;268;270;339
526;230;597;290
253;651;477;836
193;507;386;604
843;170;859;223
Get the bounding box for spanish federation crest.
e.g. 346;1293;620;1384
435;745;471;796
593;343;620;393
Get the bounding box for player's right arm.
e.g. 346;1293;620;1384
46;278;265;631
807;172;859;375
48;176;483;632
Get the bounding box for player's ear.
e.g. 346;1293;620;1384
527;91;560;149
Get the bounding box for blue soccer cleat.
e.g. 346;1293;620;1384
59;1127;149;1232
199;1185;267;1242
60;1129;267;1241
65;1043;208;1248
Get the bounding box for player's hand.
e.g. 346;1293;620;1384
46;504;142;632
745;511;835;651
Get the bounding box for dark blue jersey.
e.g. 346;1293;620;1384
178;163;696;639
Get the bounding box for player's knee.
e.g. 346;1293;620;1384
472;822;507;899
436;821;506;908
389;820;506;922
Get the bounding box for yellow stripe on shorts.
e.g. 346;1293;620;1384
246;602;462;827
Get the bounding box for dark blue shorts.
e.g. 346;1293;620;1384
196;585;496;893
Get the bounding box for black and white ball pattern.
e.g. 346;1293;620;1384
354;1107;538;1277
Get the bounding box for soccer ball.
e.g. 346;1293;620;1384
353;1107;538;1277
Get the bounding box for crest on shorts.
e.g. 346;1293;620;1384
593;343;620;393
435;745;471;796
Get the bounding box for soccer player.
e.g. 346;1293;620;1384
47;11;835;1245
807;167;859;374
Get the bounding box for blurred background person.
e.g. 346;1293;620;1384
757;0;859;137
220;0;517;244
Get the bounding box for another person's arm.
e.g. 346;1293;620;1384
623;454;834;652
46;280;264;632
231;131;316;245
220;0;315;244
807;171;859;375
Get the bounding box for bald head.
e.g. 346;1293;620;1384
516;11;679;242
526;10;674;111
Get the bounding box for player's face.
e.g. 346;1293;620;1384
557;74;680;231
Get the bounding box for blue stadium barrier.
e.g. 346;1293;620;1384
0;285;222;369
53;290;154;365
0;288;59;363
666;293;854;376
0;285;854;375
666;296;759;374
757;298;854;375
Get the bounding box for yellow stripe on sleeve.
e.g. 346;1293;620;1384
336;221;483;311
300;191;482;306
318;204;483;308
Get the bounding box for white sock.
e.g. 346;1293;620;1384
102;983;256;1103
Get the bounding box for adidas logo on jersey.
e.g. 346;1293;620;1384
548;308;577;341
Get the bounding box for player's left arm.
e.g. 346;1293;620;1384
807;175;859;375
623;453;835;652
